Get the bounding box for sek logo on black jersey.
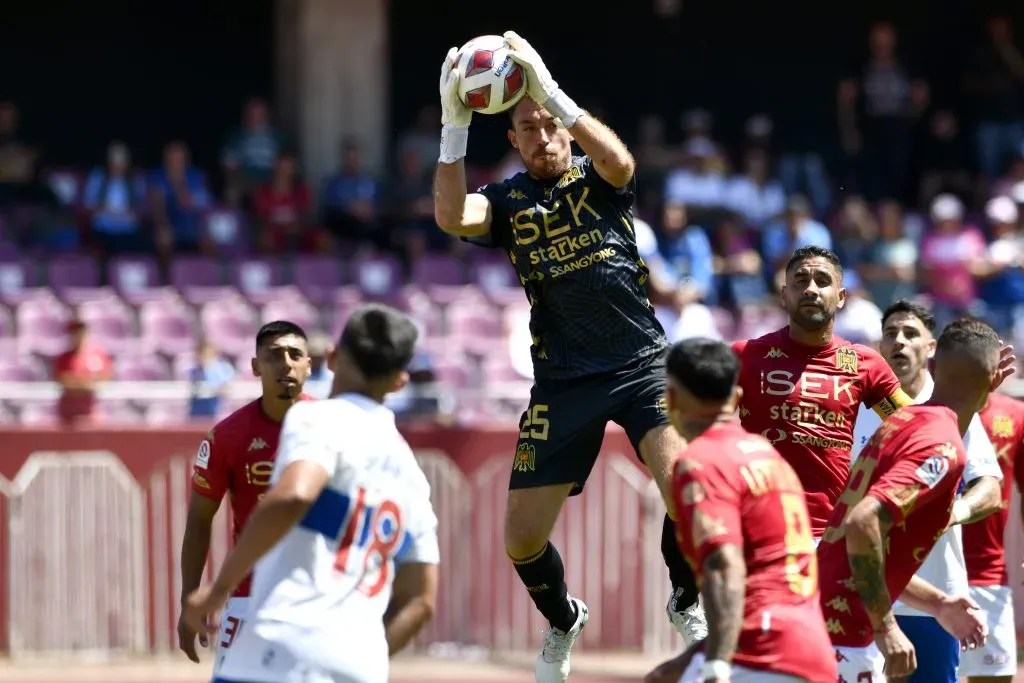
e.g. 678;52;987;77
512;186;613;278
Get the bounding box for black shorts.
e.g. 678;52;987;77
510;354;670;496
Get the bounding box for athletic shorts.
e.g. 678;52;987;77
834;643;885;682
213;597;250;676
960;584;1017;677
681;652;807;682
895;614;959;682
510;354;669;495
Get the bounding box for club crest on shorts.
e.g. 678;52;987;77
513;442;536;473
834;346;858;374
992;415;1014;438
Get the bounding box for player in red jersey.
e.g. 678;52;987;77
644;338;837;683
176;320;314;672
960;393;1024;682
732;246;913;539
817;319;999;681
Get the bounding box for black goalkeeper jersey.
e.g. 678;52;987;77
472;155;666;382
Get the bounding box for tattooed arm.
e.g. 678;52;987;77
700;543;747;663
950;475;1001;526
844;495;896;631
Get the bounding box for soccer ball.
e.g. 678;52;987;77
455;35;527;115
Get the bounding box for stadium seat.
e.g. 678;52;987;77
43;167;84;206
47;255;101;298
201;208;251;255
200;296;259;358
261;295;321;334
97;399;143;424
76;297;137;351
410;254;467;304
15;293;72;356
108;256;165;304
231;257;292;305
144;400;190;425
292;256;345;305
170;256;231;305
19;400;57;426
0;355;48;382
138;298;198;356
353;253;403;299
0;259;37;304
115;354;171;381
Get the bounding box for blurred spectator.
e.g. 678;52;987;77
993;153;1024;198
710;213;767;308
917;111;973;206
980;196;1024;336
83;141;149;255
832;195;878;265
663;137;727;215
964;15;1024;179
397;106;442;179
302;331;334;399
861;200;918;306
0;102;35;183
187;339;235;419
761;195;832;274
834;270;883;347
1012;180;1024;220
52;318;113;427
657;202;715;305
634;114;678;212
151;141;213;259
386;146;442;258
494;149;526;182
919;193;988;325
724;148;786;227
8;158;79;251
222;97;286;207
254;151;316;253
386;351;454;421
838;21;929;202
321;139;381;248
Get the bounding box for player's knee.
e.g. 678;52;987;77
503;485;570;560
638;425;684;511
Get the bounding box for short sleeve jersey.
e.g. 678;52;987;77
816;405;968;647
964;393;1024;586
190;395;315;597
732;328;910;535
672;422;837;683
473;155;666;381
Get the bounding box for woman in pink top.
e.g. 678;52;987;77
919;193;988;321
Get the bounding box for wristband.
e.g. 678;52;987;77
952;499;971;525
439;124;469;164
543;89;584;128
700;659;731;680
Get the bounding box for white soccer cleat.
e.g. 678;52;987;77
667;589;708;646
534;596;589;683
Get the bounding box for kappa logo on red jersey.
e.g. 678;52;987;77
248;438;268;452
763;347;788;360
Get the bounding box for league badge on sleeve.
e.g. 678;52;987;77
195;440;211;469
913;449;952;489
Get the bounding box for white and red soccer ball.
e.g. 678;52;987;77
454;35;527;116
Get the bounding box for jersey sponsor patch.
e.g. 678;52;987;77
914;454;950;489
196;440;211;469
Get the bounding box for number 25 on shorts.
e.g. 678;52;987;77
520;404;550;441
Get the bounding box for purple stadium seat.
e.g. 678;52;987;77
231;258;291;304
116;354;171;381
0;241;17;259
139;299;197;356
108;256;164;303
97;400;142;424
145;400;189;425
200;297;259;357
293;256;344;304
448;304;502;338
353;253;403;299
0;260;36;304
76;297;137;351
709;306;736;340
0;305;13;339
19;400;57;426
0;401;16;425
432;359;470;388
261;295;320;332
0;356;48;382
201;209;250;255
469;254;521;305
410;254;466;287
16;294;72;356
44;168;84;206
170;257;229;305
48;255;100;296
170;352;197;380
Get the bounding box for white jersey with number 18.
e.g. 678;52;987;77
218;393;440;683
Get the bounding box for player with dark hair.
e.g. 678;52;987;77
732;245;914;541
434;31;700;681
818;318;999;680
185;304;438;683
643;338;836;683
961;392;1024;682
177;320;314;673
851;302;1005;683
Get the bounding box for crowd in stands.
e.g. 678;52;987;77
2;16;1024;426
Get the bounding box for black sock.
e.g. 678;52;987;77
662;513;699;610
511;542;577;632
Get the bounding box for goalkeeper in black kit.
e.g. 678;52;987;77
433;30;703;683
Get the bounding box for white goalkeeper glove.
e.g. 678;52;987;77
503;31;585;128
439;46;472;164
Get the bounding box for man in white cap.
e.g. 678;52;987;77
980;196;1024;336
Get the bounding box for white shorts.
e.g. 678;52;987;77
960;584;1018;677
835;643;886;682
213;597;251;676
680;652;807;682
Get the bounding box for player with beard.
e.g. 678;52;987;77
732;246;912;541
850;301;1005;683
177;321;314;674
817;318;998;680
961;392;1024;683
433;31;700;682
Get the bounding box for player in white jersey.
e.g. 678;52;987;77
184;304;439;683
850;301;1006;682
